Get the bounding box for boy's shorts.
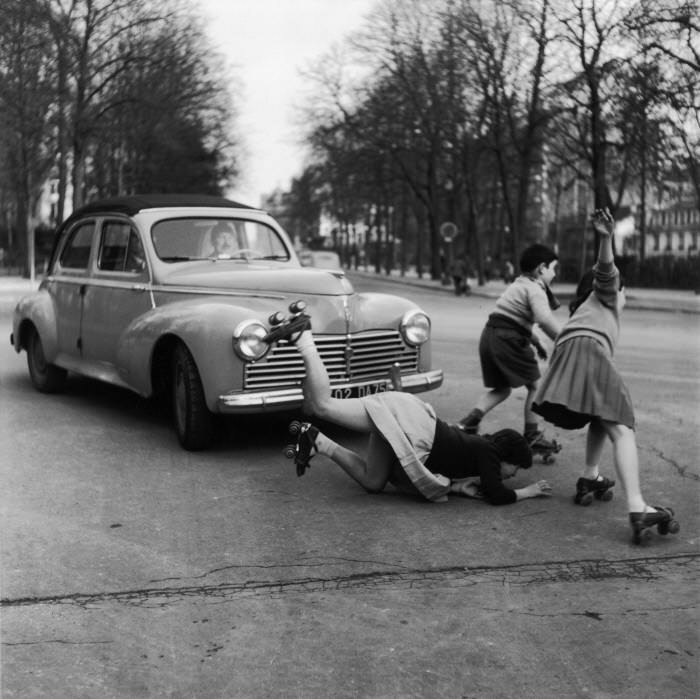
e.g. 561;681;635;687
479;322;539;389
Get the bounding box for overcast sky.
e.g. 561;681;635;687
198;0;376;206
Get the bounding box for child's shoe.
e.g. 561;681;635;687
629;506;680;544
526;430;561;463
573;475;615;506
458;409;482;434
283;420;318;476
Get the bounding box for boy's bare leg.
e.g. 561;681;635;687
475;387;511;415
524;383;539;426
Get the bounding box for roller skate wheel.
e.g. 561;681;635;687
283;445;296;459
595;489;614;502
543;453;555;464
289;300;306;314
657;521;669;535
269;311;285;325
668;519;680;535
578;492;594;506
288;420;302;435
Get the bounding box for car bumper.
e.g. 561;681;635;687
216;369;444;413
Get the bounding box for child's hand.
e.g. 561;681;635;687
516;480;553;500
591;208;614;237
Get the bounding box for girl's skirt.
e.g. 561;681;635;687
532;336;635;429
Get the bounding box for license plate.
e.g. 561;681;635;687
331;382;388;399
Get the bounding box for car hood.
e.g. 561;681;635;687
157;263;355;296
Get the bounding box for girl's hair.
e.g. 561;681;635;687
569;268;625;316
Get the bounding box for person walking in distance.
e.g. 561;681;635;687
459;244;562;456
532;208;679;544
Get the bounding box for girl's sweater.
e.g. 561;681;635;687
555;261;621;356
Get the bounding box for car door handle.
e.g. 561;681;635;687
131;284;148;292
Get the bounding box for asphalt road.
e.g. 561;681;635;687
1;276;698;698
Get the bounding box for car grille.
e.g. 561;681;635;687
244;330;419;390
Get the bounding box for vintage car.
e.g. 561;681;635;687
11;194;442;450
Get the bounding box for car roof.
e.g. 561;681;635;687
69;194;259;219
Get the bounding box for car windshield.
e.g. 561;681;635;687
151;218;290;262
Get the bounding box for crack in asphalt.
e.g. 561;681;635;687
2;639;113;646
147;556;413;584
1;553;697;611
478;603;697;619
648;445;700;481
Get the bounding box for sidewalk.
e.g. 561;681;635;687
346;267;700;314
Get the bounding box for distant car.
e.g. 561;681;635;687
297;248;342;270
11;194;443;450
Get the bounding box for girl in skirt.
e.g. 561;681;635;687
265;312;552;506
532;208;678;543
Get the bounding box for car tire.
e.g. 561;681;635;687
26;326;67;393
172;342;214;450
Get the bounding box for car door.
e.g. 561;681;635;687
80;217;152;370
50;219;98;359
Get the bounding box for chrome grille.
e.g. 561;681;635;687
244;330;419;390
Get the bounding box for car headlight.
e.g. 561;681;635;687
400;309;431;346
233;320;269;361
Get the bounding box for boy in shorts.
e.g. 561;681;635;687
459;244;562;451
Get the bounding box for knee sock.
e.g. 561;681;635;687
582;466;600;480
313;431;336;458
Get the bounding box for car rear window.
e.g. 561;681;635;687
59;222;95;269
151;218;290;262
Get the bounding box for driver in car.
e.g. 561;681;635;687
210;222;239;257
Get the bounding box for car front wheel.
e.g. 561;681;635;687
172;342;214;450
26;326;67;393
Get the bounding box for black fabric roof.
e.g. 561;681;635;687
71;194;257;218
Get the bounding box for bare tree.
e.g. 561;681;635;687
0;0;57;275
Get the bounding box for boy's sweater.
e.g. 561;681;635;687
493;275;554;334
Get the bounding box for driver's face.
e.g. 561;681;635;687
215;231;236;251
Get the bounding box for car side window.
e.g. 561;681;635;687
59;222;95;269
98;221;145;273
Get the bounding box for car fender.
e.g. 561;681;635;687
12;289;59;359
116;299;260;408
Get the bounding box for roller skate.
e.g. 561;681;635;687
629;506;680;545
527;430;561;464
263;300;311;344
573;475;615;506
282;420;318;476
